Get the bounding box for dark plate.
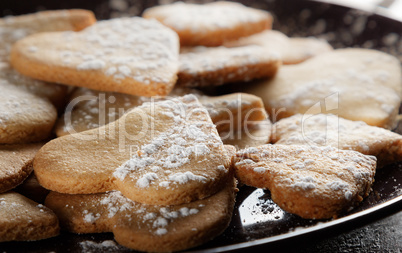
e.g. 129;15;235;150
1;0;401;252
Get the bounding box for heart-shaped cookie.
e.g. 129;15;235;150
234;144;377;219
143;1;272;46
45;178;236;252
0;9;96;61
10;17;180;97
0;10;95;109
272;114;402;167
241;48;402;129
0;10;95;143
34;95;234;205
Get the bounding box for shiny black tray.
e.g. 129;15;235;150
1;0;401;252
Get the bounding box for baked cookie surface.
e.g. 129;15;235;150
0;143;43;193
35;95;234;205
243;48;402;129
272;114;402;167
55;88;266;137
234;144;376;219
225;30;333;64
0;81;57;144
0;10;95;108
45;178;237;252
143;1;272;46
10;17;180;97
0;10;96;143
0;65;68;110
0;191;59;242
178;45;281;87
221;119;272;150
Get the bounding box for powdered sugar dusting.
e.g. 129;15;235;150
235;144;376;207
73;190;204;236
80;240;121;252
113;95;225;189
144;1;269;32
51;17;179;85
273;113;402;162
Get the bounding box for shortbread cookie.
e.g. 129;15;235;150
55;87;148;137
0;81;57;144
272;114;402;167
198;93;268;133
234;145;376;219
0;143;43;193
15;173;49;203
55;88;266;136
0;10;95;111
0;191;59;242
0;9;96;61
143;1;272;46
34;95;234;205
225;30;333;64
178;45;281;87
10;17;180;97
54;87;201;137
221;120;272;149
0;64;68;110
45;178;236;252
242;48;402;129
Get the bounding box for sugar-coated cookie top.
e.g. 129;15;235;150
0;10;95;61
272;114;402;164
0;80;56;128
114;94;225;189
236;144;376;200
245;48;402;129
144;1;269;32
18;17;179;85
65;17;178;83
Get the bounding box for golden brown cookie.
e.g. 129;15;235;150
54;87;148;137
177;45;281;87
0;9;96;61
143;1;272;46
55;88;266;137
221;120;272;150
0;64;68;110
0;81;57;144
10;17;180;97
0;9;95;34
34;95;234;205
234;144;376;219
0;10;95;109
198;93;267;133
0;143;43;193
0;191;59;242
45;178;236;252
272;114;402;167
242;48;402;129
225;30;333;64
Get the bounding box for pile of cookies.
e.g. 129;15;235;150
1;1;401;252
